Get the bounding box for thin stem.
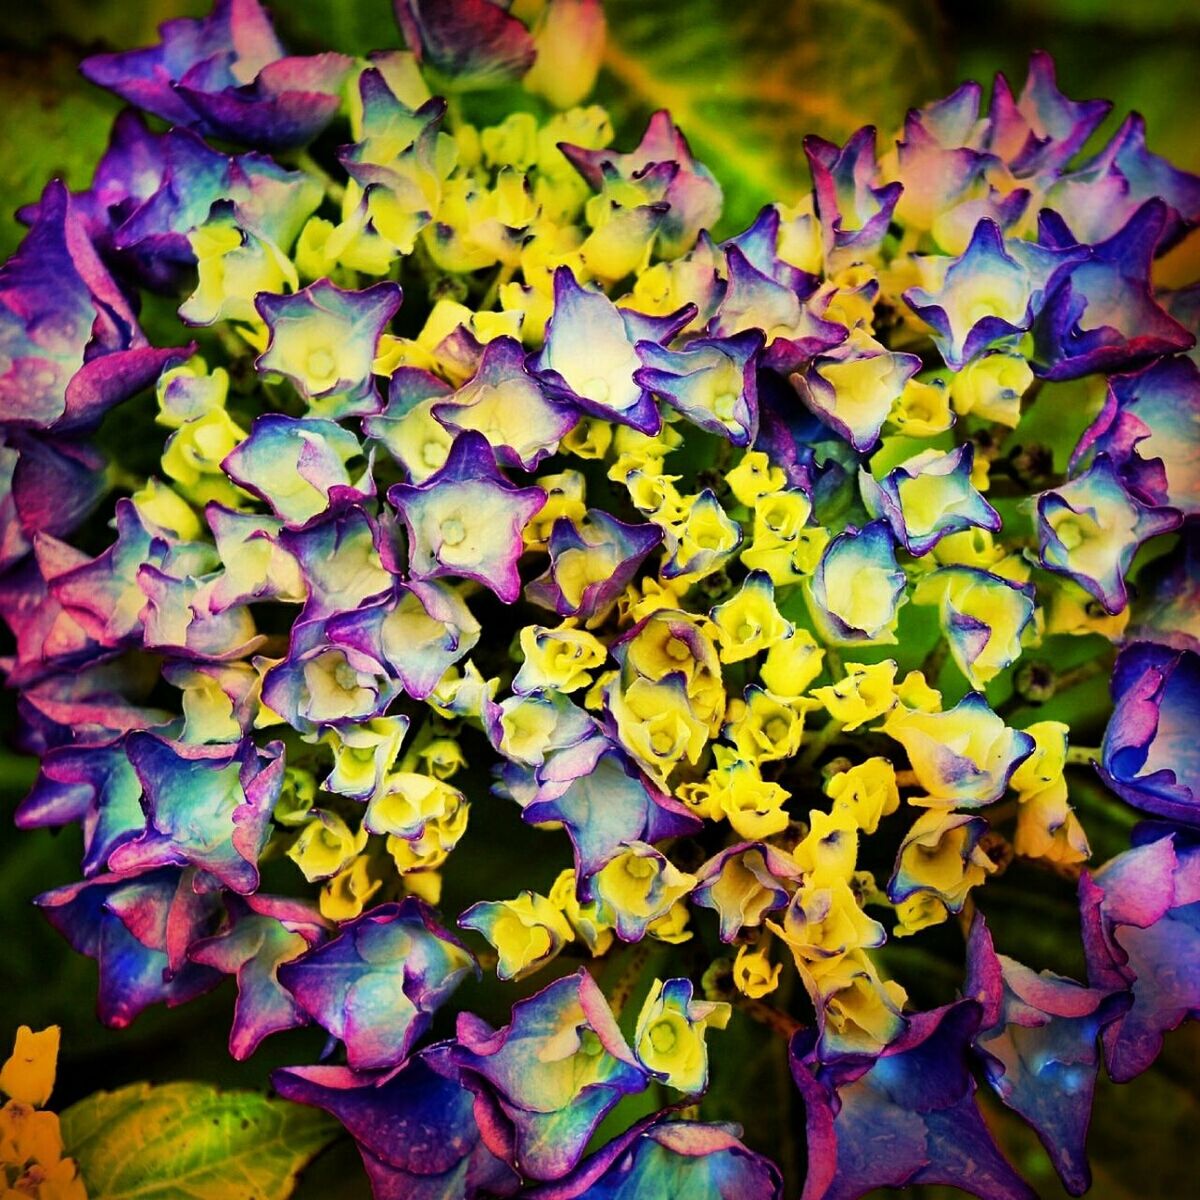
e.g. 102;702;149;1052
608;941;652;1018
735;997;805;1041
1019;854;1085;883
1065;746;1101;765
956;894;977;938
293;149;346;206
920;637;949;683
799;719;844;769
823;645;845;681
480;262;516;311
1055;661;1106;691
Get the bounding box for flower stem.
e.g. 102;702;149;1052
293;149;346;206
800;719;844;769
480;262;516;311
608;941;652;1018
1065;746;1101;765
735;997;805;1040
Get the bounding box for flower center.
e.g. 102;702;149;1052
648;1019;678;1055
441;517;466;546
306;347;336;387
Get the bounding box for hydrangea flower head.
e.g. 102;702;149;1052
1;18;1197;1199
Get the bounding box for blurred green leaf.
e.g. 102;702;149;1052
0;47;120;260
272;0;398;56
1;0;205;51
61;1081;338;1200
598;0;944;235
1002;0;1200;34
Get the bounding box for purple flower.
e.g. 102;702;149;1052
805;127;902;260
327;578;481;701
278;897;475;1071
0;546;103;688
35;868;221;1028
903;217;1084;371
16;111;169;250
860;444;1000;556
635;330;762;445
223;414;374;528
189;894;329;1059
102;129;321;292
107;734;283;894
1073;355;1200;517
806;521;907;644
562;110;723;257
136;565;264;662
964;913;1128;1195
522;736;699;879
16;735;146;876
256;281;402;419
261;619;399;735
1032;200;1195;380
82;0;352;150
792;330;921;452
890;83;1027;246
1098;642;1199;826
1034;455;1180;615
986;52;1110;179
0;436;105;573
450;969;648;1181
531;267;694;434
692;841;801;942
46;498;178;649
526;509;663;621
431;336;578;471
1046;113;1200;249
273;1051;520;1199
276;506;391;625
388;430;545;604
709;246;846;377
720;205;816;294
392;0;536;91
0;180;188;435
790;1003;1036;1200
1080;832;1200;1081
524;1116;782;1200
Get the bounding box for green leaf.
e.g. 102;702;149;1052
273;0;400;56
598;0;943;235
60;1081;338;1200
0;47;121;261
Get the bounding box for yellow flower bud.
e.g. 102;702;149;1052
319;853;383;922
759;629;825;698
811;660;898;730
462;891;573;982
0;1026;59;1108
826;757;900;835
288;811;368;882
726;451;787;507
733;944;782;999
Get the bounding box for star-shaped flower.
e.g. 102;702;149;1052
904;217;1084;370
278;897;475;1071
189;894;330;1059
388;430;545;603
255;280;401;419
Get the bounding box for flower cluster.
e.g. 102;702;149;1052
1;1;1198;1197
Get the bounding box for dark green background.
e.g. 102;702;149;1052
0;1;1196;1196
